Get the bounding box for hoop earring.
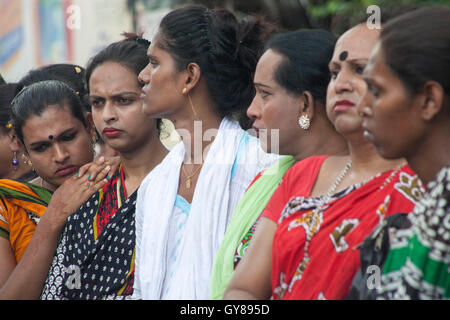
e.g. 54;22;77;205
12;151;19;171
298;114;311;130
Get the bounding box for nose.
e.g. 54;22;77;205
53;143;70;164
247;94;262;120
102;100;118;123
357;86;374;118
138;64;151;85
333;69;354;93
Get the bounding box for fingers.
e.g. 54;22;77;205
104;156;120;178
83;165;111;188
75;158;112;182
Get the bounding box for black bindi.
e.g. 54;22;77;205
339;51;348;61
48;135;54;140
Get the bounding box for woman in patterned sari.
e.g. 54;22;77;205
224;21;421;300
359;6;450;299
0;80;110;299
41;34;168;300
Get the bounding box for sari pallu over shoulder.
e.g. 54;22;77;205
271;164;422;300
41;167;137;300
133;117;279;300
0;179;52;261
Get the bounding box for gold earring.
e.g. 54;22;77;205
182;88;187;94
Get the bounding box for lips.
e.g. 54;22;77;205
56;165;76;177
103;127;122;138
252;126;260;138
334;100;355;112
140;87;148;100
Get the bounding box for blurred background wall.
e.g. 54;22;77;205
1;0;449;82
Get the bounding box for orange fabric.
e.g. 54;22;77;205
0;179;49;262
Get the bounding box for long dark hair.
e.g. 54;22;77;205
0;83;22;130
157;5;276;124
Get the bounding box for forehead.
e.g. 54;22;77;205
332;24;380;61
22;105;82;141
255;50;284;81
89;61;140;94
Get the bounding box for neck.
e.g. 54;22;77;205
119;132;168;193
290;117;348;162
6;164;32;181
406;123;450;185
346;131;405;177
169;100;223;165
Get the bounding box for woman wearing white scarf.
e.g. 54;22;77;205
133;6;278;299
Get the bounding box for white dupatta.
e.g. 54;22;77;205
133;117;278;299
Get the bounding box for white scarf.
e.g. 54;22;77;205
133;117;278;299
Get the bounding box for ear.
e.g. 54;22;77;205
419;80;444;121
299;91;315;122
84;112;97;142
7;129;24;153
181;62;202;94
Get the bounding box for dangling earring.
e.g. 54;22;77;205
22;154;32;168
12;152;19;171
298;114;311;130
183;88;200;121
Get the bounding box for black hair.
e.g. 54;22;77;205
157;5;276;122
380;6;450;97
85;32;148;92
266;29;337;104
19;64;89;112
10;80;87;143
85;33;164;136
0;83;23;130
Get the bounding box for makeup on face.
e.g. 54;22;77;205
339;51;348;62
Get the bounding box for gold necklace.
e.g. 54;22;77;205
181;163;203;189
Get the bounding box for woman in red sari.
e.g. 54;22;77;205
225;22;422;300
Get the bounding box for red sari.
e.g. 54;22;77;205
263;156;422;300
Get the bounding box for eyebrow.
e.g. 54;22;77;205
329;58;369;68
29;127;77;147
254;83;272;89
89;92;140;99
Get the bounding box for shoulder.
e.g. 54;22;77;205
285;155;331;179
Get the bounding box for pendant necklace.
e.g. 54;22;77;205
181;163;203;189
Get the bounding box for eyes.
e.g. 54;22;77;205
330;63;366;80
31;132;78;153
255;87;272;100
366;81;381;98
89;95;138;108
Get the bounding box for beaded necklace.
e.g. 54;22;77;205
278;161;406;298
286;161;352;293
